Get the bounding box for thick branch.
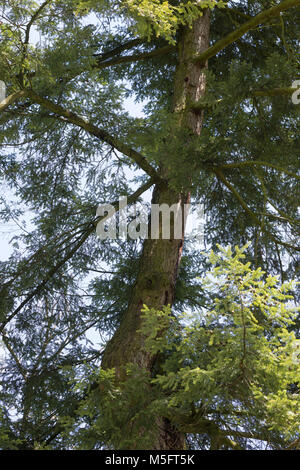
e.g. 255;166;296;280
251;87;296;97
94;44;175;70
0;91;26;113
24;89;161;183
194;0;300;64
13;42;174;86
164;409;242;449
93;38;143;61
0;89;161;183
165;408;282;447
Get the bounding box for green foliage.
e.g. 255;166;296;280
0;409;22;450
0;0;299;450
73;0;228;44
72;366;160;449
146;246;299;439
124;0;227;44
72;246;299;449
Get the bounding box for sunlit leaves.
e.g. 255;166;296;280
87;246;299;448
124;0;227;43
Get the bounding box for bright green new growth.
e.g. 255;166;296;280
74;0;227;44
124;0;227;43
73;246;299;449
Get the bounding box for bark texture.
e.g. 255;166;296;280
101;9;210;450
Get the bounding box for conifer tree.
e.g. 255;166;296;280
0;0;299;450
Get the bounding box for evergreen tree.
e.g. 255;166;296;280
0;0;299;449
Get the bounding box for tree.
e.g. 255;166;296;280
0;0;299;450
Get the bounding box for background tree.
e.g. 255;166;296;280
0;0;299;450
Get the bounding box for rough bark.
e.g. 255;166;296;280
101;9;210;450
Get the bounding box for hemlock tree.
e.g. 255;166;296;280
0;0;299;450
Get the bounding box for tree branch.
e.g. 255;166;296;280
24;89;162;183
251;87;296;97
213;169;300;252
93;38;143;61
164;407;284;448
0;88;161;183
194;0;300;64
216;160;300;182
164;409;243;449
0;91;26;113
0;178;155;331
191;87;297;112
1;331;27;381
94;44;175;70
24;0;52;46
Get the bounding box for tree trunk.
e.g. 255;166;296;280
101;9;210;450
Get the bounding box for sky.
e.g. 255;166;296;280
0;16;147;262
0;13;204;291
0;94;147;261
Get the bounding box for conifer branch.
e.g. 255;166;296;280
163;410;243;449
1;332;27;380
251;87;295;97
216;160;300;181
24;90;162;183
0;91;26;113
191;87;297;111
24;0;52;46
93;38;143;61
0;178;154;331
194;0;300;64
94;44;175;69
214;169;300;252
0;88;161;183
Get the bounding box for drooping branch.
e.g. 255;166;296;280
0;178;154;331
1;331;27;380
194;0;300;64
23;89;162;183
213;169;300;252
266;199;300;229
